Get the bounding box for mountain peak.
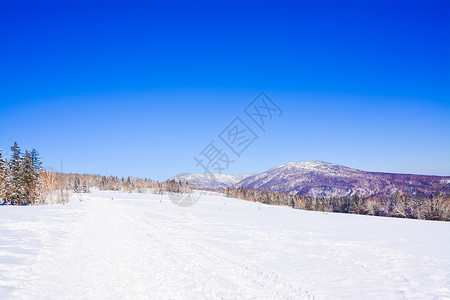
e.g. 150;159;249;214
279;161;339;169
268;161;358;177
170;161;450;198
235;162;450;198
170;173;252;189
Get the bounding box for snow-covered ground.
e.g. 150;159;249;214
1;191;449;299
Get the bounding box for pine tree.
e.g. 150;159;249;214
8;142;25;205
100;176;108;190
22;150;35;204
0;150;8;203
18;149;43;205
31;149;42;174
73;177;81;193
30;149;43;204
82;180;90;193
126;176;133;192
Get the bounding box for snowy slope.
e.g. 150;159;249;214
235;161;450;198
1;190;449;299
170;173;252;189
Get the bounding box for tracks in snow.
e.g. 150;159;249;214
13;196;314;299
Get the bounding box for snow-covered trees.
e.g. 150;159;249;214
126;176;134;193
40;169;57;204
73;177;81;193
82;180;90;193
22;150;42;204
223;187;450;221
0;150;8;203
73;177;89;194
1;142;43;205
8;142;25;205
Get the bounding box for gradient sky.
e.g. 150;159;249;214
0;0;449;180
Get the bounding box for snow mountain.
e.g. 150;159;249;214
172;161;450;198
170;173;252;190
234;161;450;198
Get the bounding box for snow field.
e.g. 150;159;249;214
1;190;449;299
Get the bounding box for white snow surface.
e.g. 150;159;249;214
1;190;449;299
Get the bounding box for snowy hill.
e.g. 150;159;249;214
170;173;252;189
1;190;449;299
171;161;450;198
235;161;450;198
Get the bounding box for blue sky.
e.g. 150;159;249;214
0;0;449;180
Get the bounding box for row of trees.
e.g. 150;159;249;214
70;175;192;195
70;174;152;194
2;141;448;221
73;177;90;193
0;142;43;205
222;188;450;221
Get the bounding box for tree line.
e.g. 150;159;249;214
221;187;450;221
69;175;192;195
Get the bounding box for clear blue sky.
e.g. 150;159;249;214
0;0;449;180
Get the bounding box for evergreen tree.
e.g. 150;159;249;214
0;150;8;203
0;144;43;205
82;180;90;193
22;150;35;204
30;149;43;204
126;176;133;192
31;149;42;173
18;150;43;205
100;176;108;190
73;177;81;193
8;142;24;205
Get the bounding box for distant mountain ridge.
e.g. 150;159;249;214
170;173;252;190
172;161;450;198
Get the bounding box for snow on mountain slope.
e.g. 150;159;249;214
235;161;450;198
170;173;252;189
1;190;449;299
